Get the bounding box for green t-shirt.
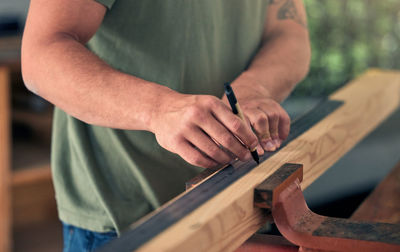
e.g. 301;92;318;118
52;0;268;234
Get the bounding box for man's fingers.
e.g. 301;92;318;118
177;140;218;168
246;108;277;151
267;110;279;140
196;116;252;161
247;108;270;139
256;142;265;156
265;104;290;143
185;126;232;165
278;109;291;141
254;103;291;150
210;101;258;150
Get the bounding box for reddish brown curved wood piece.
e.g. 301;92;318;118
255;163;400;252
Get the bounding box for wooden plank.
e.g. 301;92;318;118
0;67;11;252
351;161;400;224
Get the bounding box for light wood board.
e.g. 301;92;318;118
136;69;400;252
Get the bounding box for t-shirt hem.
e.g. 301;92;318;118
58;207;117;234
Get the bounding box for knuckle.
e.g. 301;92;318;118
203;95;219;106
190;154;204;167
255;114;268;126
185;106;203;121
230;118;243;133
250;137;258;147
200;95;220;111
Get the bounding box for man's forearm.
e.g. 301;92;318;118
22;34;176;131
239;0;311;103
227;0;311;150
242;29;311;103
246;27;310;102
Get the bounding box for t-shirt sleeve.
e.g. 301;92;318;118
94;0;115;9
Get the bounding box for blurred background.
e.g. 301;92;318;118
0;0;399;251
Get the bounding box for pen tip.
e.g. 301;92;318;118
251;150;260;165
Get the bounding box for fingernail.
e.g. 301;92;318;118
274;139;280;148
263;141;276;151
257;146;264;155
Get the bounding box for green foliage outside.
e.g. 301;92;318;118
292;0;400;96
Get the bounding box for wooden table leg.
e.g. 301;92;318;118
0;67;11;252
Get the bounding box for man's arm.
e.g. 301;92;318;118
226;0;311;152
22;0;259;168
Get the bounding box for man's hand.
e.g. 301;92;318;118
223;73;290;153
150;93;259;168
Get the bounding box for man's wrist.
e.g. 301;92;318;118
147;86;182;133
231;71;277;101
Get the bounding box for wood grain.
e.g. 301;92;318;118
0;67;11;252
136;69;400;252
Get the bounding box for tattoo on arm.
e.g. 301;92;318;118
269;0;307;28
